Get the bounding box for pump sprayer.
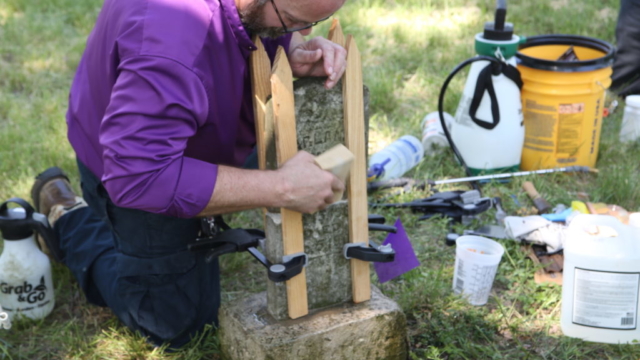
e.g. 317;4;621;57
438;0;526;180
0;198;56;321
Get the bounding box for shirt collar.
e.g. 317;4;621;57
219;0;258;57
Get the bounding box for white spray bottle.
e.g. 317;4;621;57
0;198;55;321
438;0;526;176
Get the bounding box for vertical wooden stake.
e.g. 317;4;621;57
271;46;309;319
342;35;371;303
250;36;272;171
328;19;346;48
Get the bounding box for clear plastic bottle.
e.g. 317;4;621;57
368;135;424;181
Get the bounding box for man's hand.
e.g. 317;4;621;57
197;151;345;217
276;151;344;213
288;34;347;89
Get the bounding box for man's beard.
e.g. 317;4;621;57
239;0;285;39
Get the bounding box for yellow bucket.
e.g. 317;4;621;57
516;35;614;170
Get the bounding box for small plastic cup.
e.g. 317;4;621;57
628;212;640;228
452;235;505;305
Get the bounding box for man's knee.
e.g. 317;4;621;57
110;251;221;347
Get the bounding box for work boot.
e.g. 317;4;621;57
30;167;87;261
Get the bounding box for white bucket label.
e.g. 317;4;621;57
572;268;640;330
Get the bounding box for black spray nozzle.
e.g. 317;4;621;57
495;0;506;30
0;198;56;247
483;0;513;41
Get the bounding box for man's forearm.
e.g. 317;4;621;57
196;151;342;217
196;165;285;217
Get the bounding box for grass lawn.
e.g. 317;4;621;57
1;0;640;358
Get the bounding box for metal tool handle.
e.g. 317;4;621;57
493;197;507;224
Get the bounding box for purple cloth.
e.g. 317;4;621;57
67;0;291;218
374;218;421;283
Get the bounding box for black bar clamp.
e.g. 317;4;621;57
264;252;308;283
188;228;264;261
244;247;307;282
189;214;399;281
188;218;307;283
343;241;395;263
342;213;397;263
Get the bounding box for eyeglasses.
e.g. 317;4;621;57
269;0;332;33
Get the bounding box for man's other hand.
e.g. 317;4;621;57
288;34;347;89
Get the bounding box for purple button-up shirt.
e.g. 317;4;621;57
67;0;291;218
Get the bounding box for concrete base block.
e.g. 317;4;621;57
219;286;408;360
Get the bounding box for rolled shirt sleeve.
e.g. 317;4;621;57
100;55;216;218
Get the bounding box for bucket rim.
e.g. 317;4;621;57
516;34;615;73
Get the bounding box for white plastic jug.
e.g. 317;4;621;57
561;214;640;344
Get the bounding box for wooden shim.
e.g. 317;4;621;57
250;36;272;171
342;35;371;303
328;19;346;48
314;144;354;202
271;46;308;319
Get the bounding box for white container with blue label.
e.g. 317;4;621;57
368;135;424;181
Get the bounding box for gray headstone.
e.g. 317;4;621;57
264;78;369;320
265;202;351;320
219;75;408;360
293;77;369;158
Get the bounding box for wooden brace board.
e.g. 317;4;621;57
341;33;371;303
271;46;309;319
328;19;346;48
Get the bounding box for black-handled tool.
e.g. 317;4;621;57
368;214;397;234
368;223;397;234
367;214;386;224
493;197;507;224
